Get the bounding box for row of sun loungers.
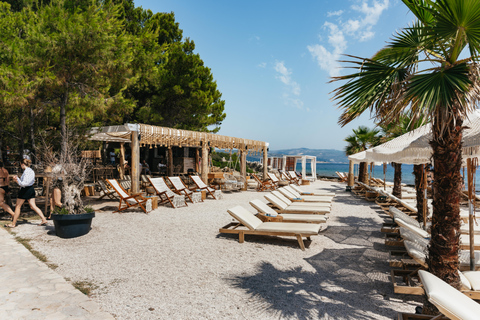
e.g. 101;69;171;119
219;184;336;250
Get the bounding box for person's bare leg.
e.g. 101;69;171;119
52;188;62;207
28;199;47;224
9;198;25;227
0;189;14;218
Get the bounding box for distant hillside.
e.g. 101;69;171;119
268;148;348;163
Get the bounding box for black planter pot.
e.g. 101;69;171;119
51;212;95;238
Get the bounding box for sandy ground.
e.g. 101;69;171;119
10;180;422;319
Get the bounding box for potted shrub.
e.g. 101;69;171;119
40;133;95;238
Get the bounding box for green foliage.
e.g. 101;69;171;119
53;206;69;215
83;206;94;214
344;126;381;156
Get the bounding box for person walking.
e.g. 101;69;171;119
0;161;15;218
5;159;47;228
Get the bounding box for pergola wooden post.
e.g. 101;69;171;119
201;142;209;183
119;142;125;179
195;148;200;173
240;149;247;190
130;130;140;194
167;147;174;176
263;146;268;179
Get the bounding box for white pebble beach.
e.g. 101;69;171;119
12;180;422;319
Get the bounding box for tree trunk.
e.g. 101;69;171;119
392;162;402;198
29;104;36;164
60;90;68;159
427;111;462;290
413;164;428;223
358;162;366;183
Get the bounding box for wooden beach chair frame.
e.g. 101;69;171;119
190;175;218;199
167;176;200;203
287;171;300;185
148;177;187;208
266;172;281;189
97;179;118;200
252;173;275;191
107;179;149;213
219;205;321;250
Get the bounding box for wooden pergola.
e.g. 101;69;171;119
88;124;269;193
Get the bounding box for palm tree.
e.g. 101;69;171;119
332;0;480;298
344;126;380;183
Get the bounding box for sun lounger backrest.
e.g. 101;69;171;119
272;191;292;205
395;218;430;238
397;199;418;213
149;177;176;197
418;270;480;320
267;172;279;182
283;186;301;198
462;271;480;291
391;207;421;228
264;194;288;210
249;199;278;216
108;179;129;198
290;185;307;194
399;227;429;247
191;175;207;188
288;171;297;179
278;188;298;200
404;240;427;267
227;206;263;230
169;176;186;190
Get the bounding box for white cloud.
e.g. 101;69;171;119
327;10;343;17
258;62;267;68
274;61;303;109
308;0;389;76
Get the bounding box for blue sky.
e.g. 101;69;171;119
135;0;414;151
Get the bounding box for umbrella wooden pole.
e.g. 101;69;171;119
383;163;387;191
467;158;475;271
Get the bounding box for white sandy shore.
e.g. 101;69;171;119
11;180;422;319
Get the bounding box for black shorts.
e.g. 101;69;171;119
0;185;9;194
18;186;35;200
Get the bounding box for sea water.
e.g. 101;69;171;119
303;163;477;187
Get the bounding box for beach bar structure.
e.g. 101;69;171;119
265;155;317;182
88;124;269;193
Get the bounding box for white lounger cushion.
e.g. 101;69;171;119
404;240;427;267
256;222;321;234
281;187;333;202
227;206;263;230
418;270;480;320
391;207;421;228
399;228;429;247
277;214;327;223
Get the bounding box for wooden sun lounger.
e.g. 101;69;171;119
287;171;300;185
107;179;149;213
265;194;330;214
97;180;118;200
219;205;321;250
168;176;200;203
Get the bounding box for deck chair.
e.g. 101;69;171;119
289;184;335;197
278;187;333;203
252;173;275;191
106;179;150;213
190;175;220;200
266;172;281;189
335;171;348;182
249;199;327;224
265;194;330;214
288;171;300;185
280;171;296;185
167;176;201;203
148;177;187;208
97;180;118;200
219;205;322;250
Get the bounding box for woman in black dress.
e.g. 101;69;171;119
5;159;47;228
0;161;14;218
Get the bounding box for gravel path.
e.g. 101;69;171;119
11;180;422;319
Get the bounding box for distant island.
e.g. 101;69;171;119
245;148;348;164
